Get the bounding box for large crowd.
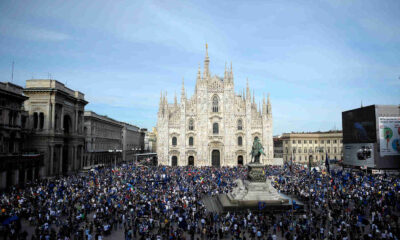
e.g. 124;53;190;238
0;162;399;240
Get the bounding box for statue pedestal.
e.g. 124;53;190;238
203;164;302;213
226;163;289;205
246;163;266;182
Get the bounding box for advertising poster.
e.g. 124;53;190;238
379;117;400;156
343;143;375;168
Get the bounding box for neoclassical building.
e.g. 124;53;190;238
157;45;273;167
281;131;343;165
0;82;43;188
23;80;87;176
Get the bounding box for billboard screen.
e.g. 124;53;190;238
378;117;400;157
342;106;376;144
343;143;375;168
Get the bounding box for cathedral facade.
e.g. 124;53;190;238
157;46;273;167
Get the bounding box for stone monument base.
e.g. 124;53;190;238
203;163;304;213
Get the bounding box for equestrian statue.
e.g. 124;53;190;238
250;137;266;163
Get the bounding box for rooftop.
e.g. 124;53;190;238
0;82;25;95
25;79;85;101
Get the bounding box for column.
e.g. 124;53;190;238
59;145;63;174
60;106;64;130
73;145;77;171
51;103;56;130
13;169;19;186
81;113;84;134
49;145;54;176
80;146;84;169
75;110;78;133
0;171;6;189
24;169;28;185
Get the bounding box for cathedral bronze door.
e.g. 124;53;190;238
188;156;194;166
237;155;243;166
212;150;220;168
171;156;178;166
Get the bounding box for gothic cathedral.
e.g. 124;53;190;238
157;45;273;167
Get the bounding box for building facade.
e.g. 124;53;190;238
83;111;123;167
0;82;43;188
281;131;343;165
273;136;283;158
23;79;87;176
157;45;273;167
146;127;157;153
122;123;144;162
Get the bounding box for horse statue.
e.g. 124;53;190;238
250;137;266;163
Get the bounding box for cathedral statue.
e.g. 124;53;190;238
250;137;266;163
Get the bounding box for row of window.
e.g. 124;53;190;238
286;155;341;161
287;139;342;144
172;136;244;146
285;147;342;153
187;119;243;131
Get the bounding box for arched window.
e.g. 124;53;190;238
39;112;44;129
8;111;13;126
189;136;194;146
212;96;219;112
172;137;177;146
55;114;58;130
213;122;219;134
188;119;194;131
237;119;243;130
33;112;38;129
238;136;243;146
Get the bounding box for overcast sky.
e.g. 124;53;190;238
0;0;399;134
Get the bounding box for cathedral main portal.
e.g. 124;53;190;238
211;150;220;168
